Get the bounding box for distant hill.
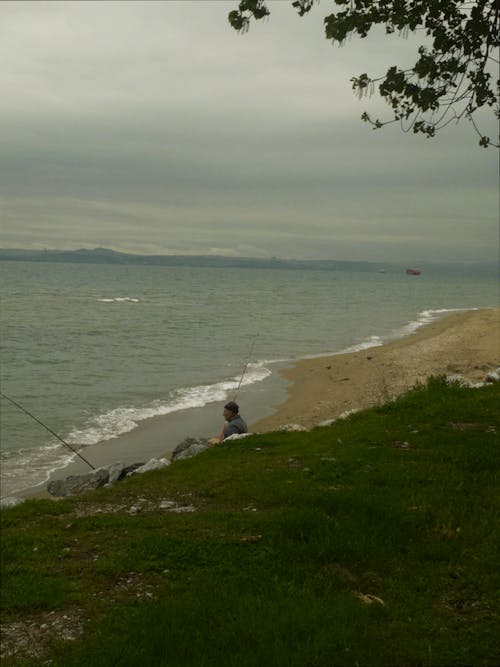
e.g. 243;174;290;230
0;247;495;275
0;247;392;272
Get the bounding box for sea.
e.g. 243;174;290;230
0;259;497;499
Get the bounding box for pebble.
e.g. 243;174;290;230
159;500;177;510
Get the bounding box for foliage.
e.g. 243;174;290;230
228;1;499;147
1;379;499;666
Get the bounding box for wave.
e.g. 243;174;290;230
290;307;475;363
394;307;473;338
97;297;140;303
65;363;271;446
340;309;472;355
341;335;385;353
0;361;272;498
0;442;76;498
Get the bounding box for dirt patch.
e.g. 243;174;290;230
1;608;84;661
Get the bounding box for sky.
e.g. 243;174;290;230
1;1;498;263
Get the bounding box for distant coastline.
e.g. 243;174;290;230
0;247;496;273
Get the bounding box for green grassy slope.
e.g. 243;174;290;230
1;378;499;666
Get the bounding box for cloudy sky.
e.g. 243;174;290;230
1;1;498;262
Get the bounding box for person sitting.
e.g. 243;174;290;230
221;401;247;440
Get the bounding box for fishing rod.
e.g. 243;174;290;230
232;334;258;404
0;392;96;471
217;334;258;443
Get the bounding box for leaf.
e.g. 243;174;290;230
228;0;499;146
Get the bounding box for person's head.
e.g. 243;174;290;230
223;401;239;419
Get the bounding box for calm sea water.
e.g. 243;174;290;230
0;260;497;498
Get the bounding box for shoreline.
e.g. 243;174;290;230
7;366;290;500
5;307;499;502
250;308;499;432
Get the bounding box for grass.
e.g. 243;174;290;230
1;377;499;666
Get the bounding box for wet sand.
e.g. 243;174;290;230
250;308;500;432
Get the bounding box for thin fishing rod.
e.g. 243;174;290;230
0;392;96;471
232;334;258;403
217;334;259;442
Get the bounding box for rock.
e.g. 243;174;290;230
224;432;252;441
45;458;168;498
445;374;485;389
445;373;468;386
158;499;196;512
486;367;500;383
338;409;359;420
130;458;170;474
171;437;210;462
159;500;177;510
277;424;307;432
122;462;146;477
107;462;126;484
170;505;196;513
47;467;109;497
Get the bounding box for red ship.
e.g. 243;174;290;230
406;268;421;275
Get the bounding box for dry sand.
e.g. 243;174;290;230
251;308;500;433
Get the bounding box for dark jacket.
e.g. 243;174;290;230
223;414;248;439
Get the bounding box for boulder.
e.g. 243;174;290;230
130;458;170;474
107;461;126;484
45;458;171;497
121;462;146;477
47;467;109;497
171;437;210;462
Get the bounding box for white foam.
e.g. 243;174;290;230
0;362;273;498
97;297;139;303
0;363;272;497
1;441;76;498
397;308;473;338
271;308;479;367
341;335;384;353
65;363;272;447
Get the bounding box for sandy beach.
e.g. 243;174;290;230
251;308;500;432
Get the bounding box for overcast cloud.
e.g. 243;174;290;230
1;0;498;262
